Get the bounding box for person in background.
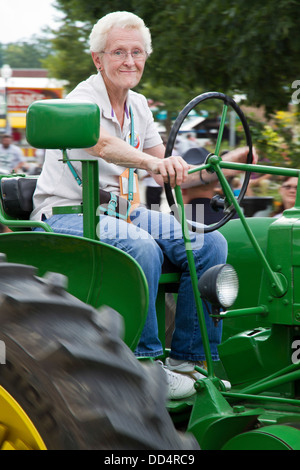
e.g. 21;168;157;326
175;132;198;155
0;134;26;173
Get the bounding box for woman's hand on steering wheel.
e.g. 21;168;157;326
146;154;190;187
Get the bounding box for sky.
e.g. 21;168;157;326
0;0;64;43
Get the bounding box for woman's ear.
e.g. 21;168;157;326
91;52;102;71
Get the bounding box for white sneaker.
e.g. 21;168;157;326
165;357;206;380
157;362;196;399
165;357;231;391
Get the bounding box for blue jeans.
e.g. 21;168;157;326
36;207;227;361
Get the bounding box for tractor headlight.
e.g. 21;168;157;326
198;264;239;309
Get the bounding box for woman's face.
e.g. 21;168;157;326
280;177;298;210
92;27;147;93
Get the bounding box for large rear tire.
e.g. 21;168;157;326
0;257;198;450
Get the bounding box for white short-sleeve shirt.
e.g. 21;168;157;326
31;72;162;221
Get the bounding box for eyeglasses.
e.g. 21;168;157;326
101;49;147;61
282;185;298;191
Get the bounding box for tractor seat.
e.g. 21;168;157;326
0;176;38;220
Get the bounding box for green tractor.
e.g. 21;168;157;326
0;92;299;450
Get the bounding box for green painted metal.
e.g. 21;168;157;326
215;104;228;156
217;305;268;320
240;361;300;395
219;217;273;338
81;159;100;240
188;162;210;176
26;99;100;149
0;210;53;232
52;205;83;215
222;425;300;450
218;326;296;391
222;390;300;407
212;159;287;298
187;377;261;450
0;231;148;351
174;185;215;379
220;160;300;178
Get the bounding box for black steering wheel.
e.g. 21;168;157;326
164;92;253;233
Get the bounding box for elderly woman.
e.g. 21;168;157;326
31;11;253;399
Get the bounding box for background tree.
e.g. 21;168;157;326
0;44;4;68
248;109;300;169
43;20;94;90
50;0;300;114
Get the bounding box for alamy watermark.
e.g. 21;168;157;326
96;203;205;250
291;340;300;364
291;80;300;104
0;341;6;364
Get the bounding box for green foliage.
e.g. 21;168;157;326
42;20;95;89
52;0;300;114
248;110;300;169
0;44;4;68
50;0;300;171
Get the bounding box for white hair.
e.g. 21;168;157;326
89;11;152;56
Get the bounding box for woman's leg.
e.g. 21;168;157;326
129;207;228;361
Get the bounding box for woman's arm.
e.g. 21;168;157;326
88;127;257;188
88;127;189;187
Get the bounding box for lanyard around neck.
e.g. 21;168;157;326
128;106;135;201
66;105;136;199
